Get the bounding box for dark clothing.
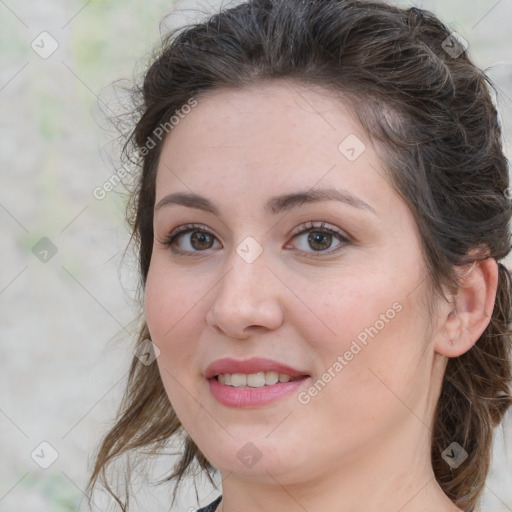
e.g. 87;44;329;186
196;495;222;512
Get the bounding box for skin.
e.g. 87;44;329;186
144;80;498;512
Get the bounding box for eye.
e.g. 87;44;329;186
160;221;350;256
287;221;350;256
161;223;221;254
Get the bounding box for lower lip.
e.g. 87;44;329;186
208;377;309;407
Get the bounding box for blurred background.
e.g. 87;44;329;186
1;0;511;511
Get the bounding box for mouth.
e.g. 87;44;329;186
213;371;309;388
207;368;311;407
204;357;310;385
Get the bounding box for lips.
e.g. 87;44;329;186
204;357;309;380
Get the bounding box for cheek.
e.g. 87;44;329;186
144;262;209;423
144;261;205;375
145;259;201;341
291;277;426;460
299;263;428;401
301;269;401;353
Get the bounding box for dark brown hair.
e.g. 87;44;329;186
86;1;512;510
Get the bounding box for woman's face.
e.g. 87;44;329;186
145;81;442;484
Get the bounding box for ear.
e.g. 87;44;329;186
435;257;499;358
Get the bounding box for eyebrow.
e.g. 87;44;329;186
154;187;377;216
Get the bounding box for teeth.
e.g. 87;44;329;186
231;373;247;387
217;371;296;387
247;372;265;387
266;371;279;385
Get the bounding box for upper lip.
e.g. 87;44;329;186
204;357;309;380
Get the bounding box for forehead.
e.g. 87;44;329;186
164;80;352;148
155;80;383;192
153;80;418;247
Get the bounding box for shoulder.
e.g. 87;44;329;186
195;495;222;512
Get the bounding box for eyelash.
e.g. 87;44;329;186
161;221;351;257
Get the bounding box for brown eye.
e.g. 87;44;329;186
189;231;215;250
163;224;221;253
307;231;333;251
289;222;350;256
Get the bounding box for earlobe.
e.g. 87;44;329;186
435;257;499;358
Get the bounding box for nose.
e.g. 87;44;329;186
206;244;284;339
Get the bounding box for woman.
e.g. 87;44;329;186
86;1;512;511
